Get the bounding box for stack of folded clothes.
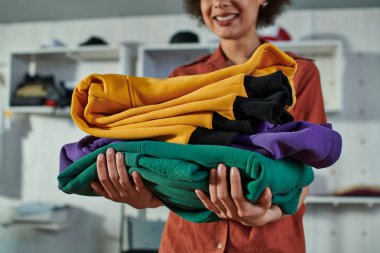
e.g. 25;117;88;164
58;43;342;223
11;73;55;106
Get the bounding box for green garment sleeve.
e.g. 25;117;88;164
58;140;313;223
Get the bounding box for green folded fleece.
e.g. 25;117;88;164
58;140;313;223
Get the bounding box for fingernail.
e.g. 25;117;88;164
195;190;200;196
217;164;224;173
116;152;122;160
107;148;113;155
97;154;104;160
231;167;238;175
264;188;271;199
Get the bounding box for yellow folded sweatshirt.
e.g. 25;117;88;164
71;43;297;143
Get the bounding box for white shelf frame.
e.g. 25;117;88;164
4;43;138;117
306;196;380;207
10;46;121;62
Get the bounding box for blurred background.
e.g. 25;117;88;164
0;0;379;252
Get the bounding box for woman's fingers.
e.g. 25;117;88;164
258;187;272;209
216;164;239;218
269;205;284;222
97;152;119;199
93;151;165;209
115;152;135;195
150;197;164;208
209;168;227;215
205;164;243;220
106;148;136;198
132;171;145;192
230;167;276;225
195;190;221;215
106;148;119;186
91;181;110;199
230;167;247;216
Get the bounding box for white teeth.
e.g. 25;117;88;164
215;14;237;22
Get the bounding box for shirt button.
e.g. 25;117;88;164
217;243;223;249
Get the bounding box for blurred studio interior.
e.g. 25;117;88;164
0;0;380;252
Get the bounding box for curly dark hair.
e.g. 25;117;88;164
184;0;292;28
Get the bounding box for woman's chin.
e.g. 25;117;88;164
216;31;243;41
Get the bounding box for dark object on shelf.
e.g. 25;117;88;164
11;73;54;106
11;73;72;107
79;36;108;46
169;31;199;44
45;81;73;108
335;185;380;197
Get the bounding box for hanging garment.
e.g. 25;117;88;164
71;43;297;144
58;140;313;223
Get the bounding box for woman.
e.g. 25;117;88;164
91;0;326;252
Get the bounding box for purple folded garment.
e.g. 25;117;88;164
60;121;342;172
59;121;277;173
231;121;342;168
59;136;119;173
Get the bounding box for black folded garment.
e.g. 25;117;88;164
190;71;293;146
46;81;73;107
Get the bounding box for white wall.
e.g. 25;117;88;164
0;8;379;253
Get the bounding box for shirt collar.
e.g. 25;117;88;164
205;40;269;69
204;44;229;69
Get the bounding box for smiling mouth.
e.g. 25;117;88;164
214;14;239;22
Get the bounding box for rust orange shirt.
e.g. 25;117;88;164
159;44;327;253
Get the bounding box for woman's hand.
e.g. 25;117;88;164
90;148;163;209
195;164;284;227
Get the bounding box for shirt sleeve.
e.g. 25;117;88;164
168;69;180;78
290;59;327;124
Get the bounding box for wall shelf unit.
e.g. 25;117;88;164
5;43;137;117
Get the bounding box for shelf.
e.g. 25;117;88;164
141;40;339;54
306;196;380;207
274;40;344;113
143;43;218;52
272;40;340;55
137;43;214;77
5;106;71;116
67;47;120;61
12;46;120;62
5;44;137;116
